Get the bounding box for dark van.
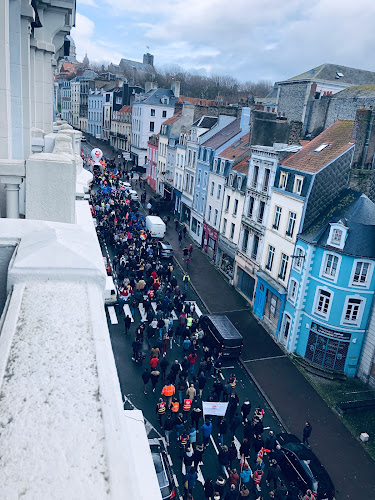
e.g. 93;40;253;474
200;314;243;358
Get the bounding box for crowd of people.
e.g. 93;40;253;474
89;161;319;500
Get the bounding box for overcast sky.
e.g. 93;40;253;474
71;0;375;84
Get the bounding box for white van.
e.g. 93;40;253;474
105;276;117;305
146;216;166;238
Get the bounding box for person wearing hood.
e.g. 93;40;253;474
189;426;197;449
214;476;226;497
194;443;205;468
265;430;277;451
240;399;251;424
204;478;214;500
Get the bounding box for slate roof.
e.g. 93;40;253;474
137;88;177;107
202;118;241;149
285;63;375;85
191;116;218;129
231;156;250;174
301;189;375;259
281;120;354;173
219;133;251;160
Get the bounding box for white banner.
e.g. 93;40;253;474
202;401;228;417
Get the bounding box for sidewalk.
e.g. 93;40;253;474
141;185;375;499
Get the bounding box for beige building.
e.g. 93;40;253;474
110;105;132;152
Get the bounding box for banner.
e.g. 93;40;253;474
202;401;228;417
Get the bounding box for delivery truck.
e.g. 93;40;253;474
146;216;166;238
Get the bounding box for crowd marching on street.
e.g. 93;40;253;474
89;157;324;500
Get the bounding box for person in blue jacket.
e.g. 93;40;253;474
200;420;213;447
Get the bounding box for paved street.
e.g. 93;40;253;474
92;141;375;500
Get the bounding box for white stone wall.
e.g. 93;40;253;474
358;300;375;386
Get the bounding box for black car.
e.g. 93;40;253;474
149;438;175;499
276;433;335;499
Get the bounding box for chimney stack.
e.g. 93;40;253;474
145;81;158;93
171;80;180;98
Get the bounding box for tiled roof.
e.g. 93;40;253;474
60;62;76;74
301;189;375;259
281;120;354;173
119;105;132;114
162;112;182;125
231;156;250;174
179;96;217;106
202;118;241;149
219;133;251;160
285;63;375;85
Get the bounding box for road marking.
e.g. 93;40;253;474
171;309;178;320
219;372;225;380
210;434;229;478
138;303;147;321
186;300;202;318
182;462;186;475
242;355;287;363
221;366;235;370
151;302;157;313
173;473;179;487
167;453;173;467
197;465;205;485
123;304;134;322
107;306;118;324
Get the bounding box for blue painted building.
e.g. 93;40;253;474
88;89;104;139
281;189;375;377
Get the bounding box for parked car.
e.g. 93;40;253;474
129;189;139;201
149;438;175;499
276;433;335;500
81;135;87;142
119;180;131;189
158;241;174;259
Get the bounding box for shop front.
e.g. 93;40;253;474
234;253;258;305
180;197;192;226
173;189;182;217
217;236;236;282
304;322;352;373
190;211;204;246
203;223;218;261
253;271;286;336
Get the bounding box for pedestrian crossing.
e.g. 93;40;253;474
107;300;202;328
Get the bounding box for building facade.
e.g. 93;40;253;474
282;190;375;377
61;80;71;123
254;120;355;336
71;79;80;129
88;89;104;139
110;105;132;152
146;135;158;191
79;79;95;132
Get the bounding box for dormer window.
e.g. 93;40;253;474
161;96;169;105
328;222;348;250
279;171;288;189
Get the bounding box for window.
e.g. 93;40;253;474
279;172;288;189
208;205;212;221
233;199;238;215
194;194;199;210
217;184;222;200
294;176;303;195
106;94;110;102
323;254;339;279
222;218;227;235
197;169;201;187
263;169;270;192
220;159;225;174
332;228;342;245
286;212;297;238
116;97;122;104
273;206;282;230
225;195;230;211
210;182;215;196
203;149;207;162
314;143;329;153
203;172;208;188
214;209;218;226
293;247;304;271
258;201;265;223
248;196;254;217
352;261;371;287
266;245;275;271
151;109;155;116
288;279;298;303
344;298;362;324
282;314;292;340
149;121;154;132
278;253;289;280
251;235;259;260
230;223;235;240
252;166;259;188
315;289;331;317
162;110;167;118
242;228;249;252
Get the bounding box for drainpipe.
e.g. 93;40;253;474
360;109;375;169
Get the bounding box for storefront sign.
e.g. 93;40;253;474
311;322;351;341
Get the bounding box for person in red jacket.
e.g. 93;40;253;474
150;356;159;370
